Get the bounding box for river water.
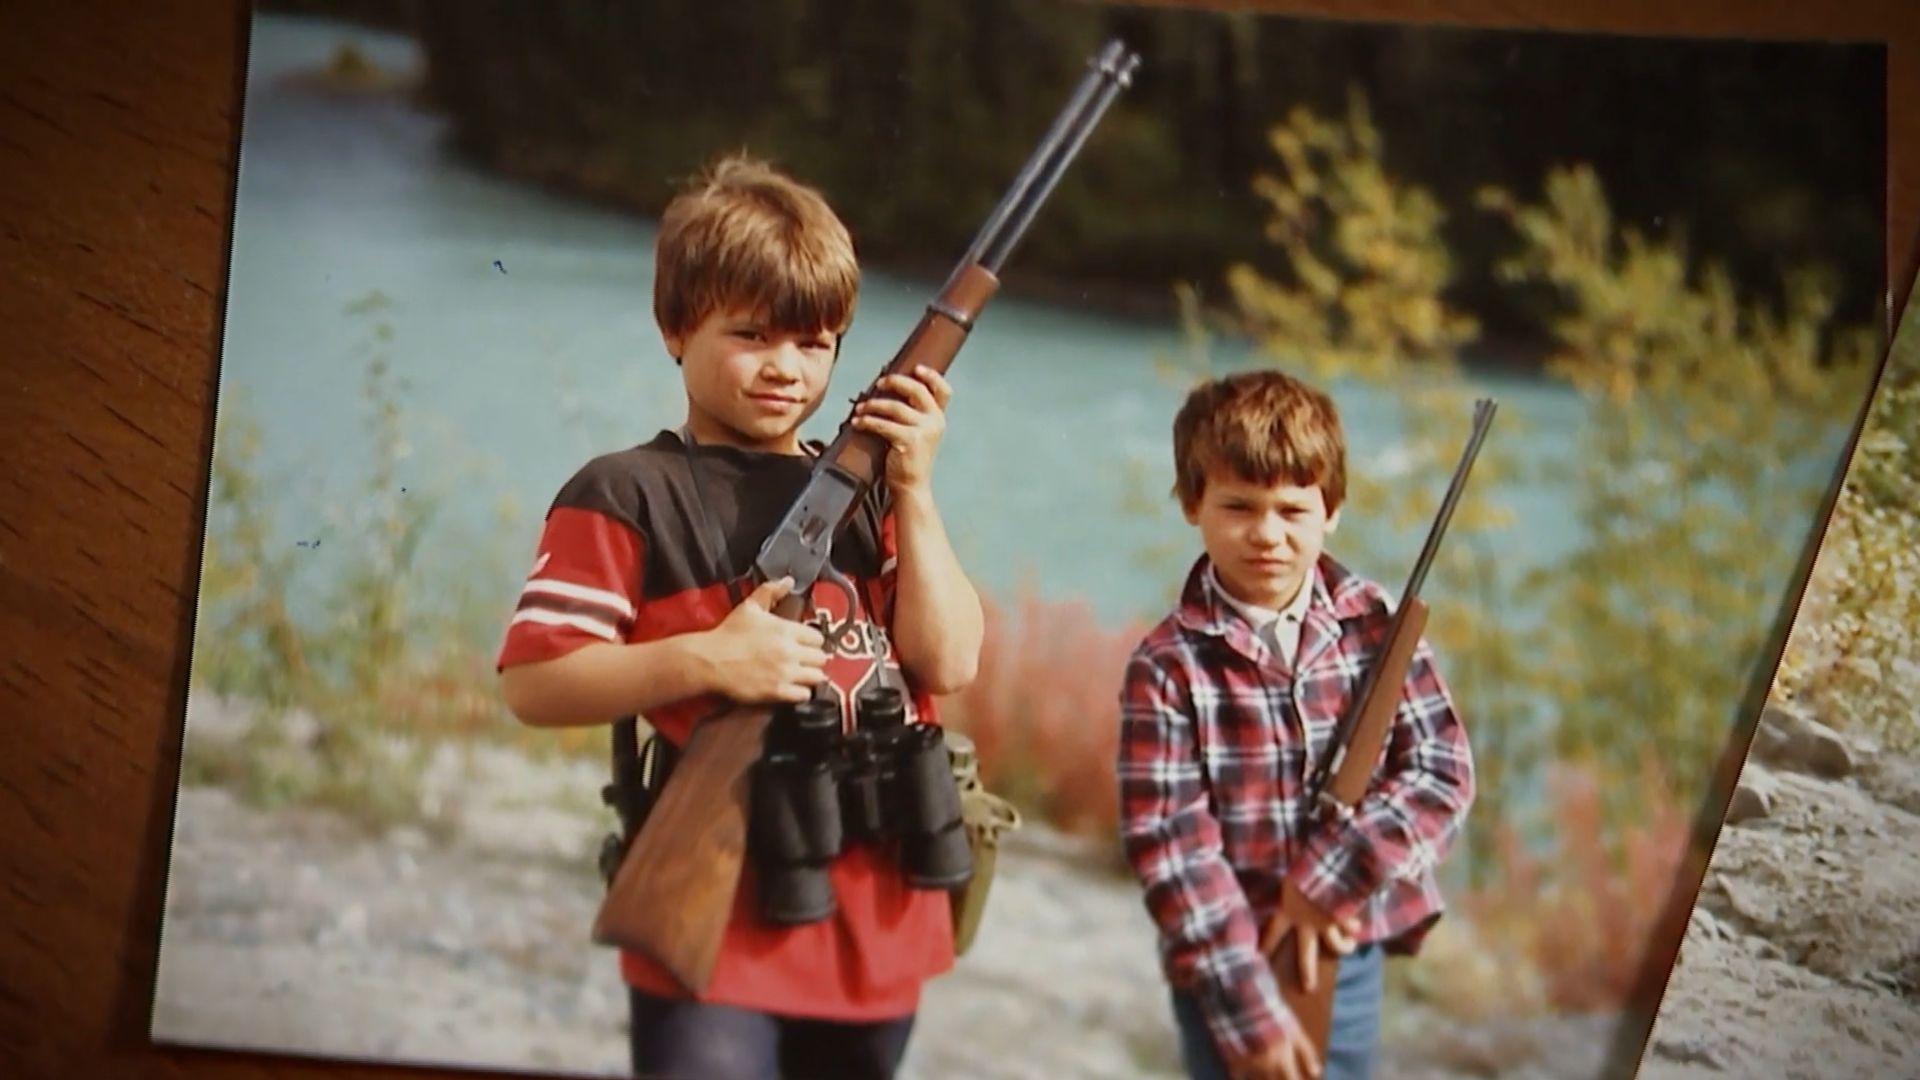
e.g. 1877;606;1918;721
216;14;1849;656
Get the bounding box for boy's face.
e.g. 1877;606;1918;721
666;305;839;453
1184;468;1340;611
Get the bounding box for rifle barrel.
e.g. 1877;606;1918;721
1400;398;1498;603
978;44;1139;274
749;41;1138;598
952;45;1111;273
1302;398;1497;806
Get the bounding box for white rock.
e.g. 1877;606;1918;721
1725;765;1780;825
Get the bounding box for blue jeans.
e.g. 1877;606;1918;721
627;989;916;1080
1170;944;1383;1080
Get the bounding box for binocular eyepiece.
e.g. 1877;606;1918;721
748;685;972;926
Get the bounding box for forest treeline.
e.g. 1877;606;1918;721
263;0;1882;354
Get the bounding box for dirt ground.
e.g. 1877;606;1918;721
160;694;1920;1078
1634;702;1920;1080
150;697;1622;1080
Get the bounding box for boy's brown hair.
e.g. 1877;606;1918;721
653;153;859;345
1171;368;1348;514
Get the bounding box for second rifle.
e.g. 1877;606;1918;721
1269;398;1497;1052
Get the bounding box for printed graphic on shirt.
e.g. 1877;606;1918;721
801;568;909;728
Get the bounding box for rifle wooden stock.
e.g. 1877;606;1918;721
1271;596;1430;1052
590;700;773;982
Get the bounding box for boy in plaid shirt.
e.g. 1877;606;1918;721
1118;370;1475;1080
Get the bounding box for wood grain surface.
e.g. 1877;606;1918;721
2;1;1914;1077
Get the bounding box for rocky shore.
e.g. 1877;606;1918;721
1637;702;1920;1080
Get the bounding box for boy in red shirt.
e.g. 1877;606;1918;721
1118;370;1475;1080
496;153;984;1079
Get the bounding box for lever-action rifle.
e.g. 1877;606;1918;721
1270;398;1497;1053
592;40;1143;996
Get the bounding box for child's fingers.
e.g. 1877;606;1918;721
886;369;943;412
791;642;829;672
747;576;794;609
912;365;954;406
1258;912;1288;956
852;414;916;452
1292;1033;1323;1080
855;396;923;427
1296;930;1318;991
1324;923;1355;956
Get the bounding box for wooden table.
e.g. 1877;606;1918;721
4;1;1917;1076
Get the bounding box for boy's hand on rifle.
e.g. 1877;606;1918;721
699;577;830;704
1259;879;1362;992
1226;1026;1322;1080
851;366;952;496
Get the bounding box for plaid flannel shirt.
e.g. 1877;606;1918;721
1117;553;1474;1061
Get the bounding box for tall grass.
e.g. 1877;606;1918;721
1456;758;1691;1012
1773;333;1920;751
936;590;1148;846
186;291;560;831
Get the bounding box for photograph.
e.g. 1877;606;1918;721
150;3;1885;1078
1631;279;1920;1080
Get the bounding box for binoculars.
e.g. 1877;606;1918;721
748;685;972;925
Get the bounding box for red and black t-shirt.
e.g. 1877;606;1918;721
496;430;953;1021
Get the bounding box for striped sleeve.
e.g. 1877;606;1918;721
496;503;644;670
